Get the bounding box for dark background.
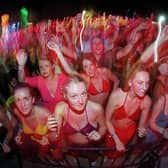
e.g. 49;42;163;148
1;0;168;22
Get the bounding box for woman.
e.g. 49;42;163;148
79;54;119;106
14;83;50;159
90;29;115;69
0;104;20;168
48;77;106;147
47;36;119;106
149;93;168;142
153;62;168;102
105;65;151;157
16;49;68;113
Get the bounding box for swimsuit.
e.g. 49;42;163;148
106;92;143;157
64;109;97;136
88;78;110;95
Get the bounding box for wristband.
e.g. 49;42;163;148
111;132;116;137
18;66;24;71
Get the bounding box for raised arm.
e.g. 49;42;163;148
47;36;77;76
140;24;168;64
56;22;77;60
16;49;28;82
102;68;119;90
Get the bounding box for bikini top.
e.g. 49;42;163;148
113;92;143;122
21;114;48;136
64;109;97;136
88;77;110;95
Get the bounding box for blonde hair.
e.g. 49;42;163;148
124;63;150;90
62;76;87;99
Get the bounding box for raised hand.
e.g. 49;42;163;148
16;49;27;67
161;25;168;40
47;34;60;51
138;21;149;31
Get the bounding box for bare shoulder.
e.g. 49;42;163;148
98;67;109;75
154;94;166;107
34;105;50;116
141;95;152;108
34;105;49;113
108;88;125;101
54;101;68;116
55;101;68;110
87;100;104;115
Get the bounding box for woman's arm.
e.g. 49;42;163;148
138;95;152;137
47;39;90;85
54;102;66;136
105;89;126;151
47;39;77;76
149;96;165;135
0;107;13;152
94;103;106;139
16;49;28;82
56;22;77;60
140;25;168;64
102;68;119;90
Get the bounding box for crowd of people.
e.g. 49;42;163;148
1;10;168;167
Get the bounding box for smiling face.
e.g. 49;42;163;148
82;58;97;77
66;81;88;112
129;71;150;98
14;87;34;116
38;59;54;78
91;37;104;60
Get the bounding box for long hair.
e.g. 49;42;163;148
124;63;151;91
79;53;98;72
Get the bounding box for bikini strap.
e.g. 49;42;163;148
85;109;89;123
123;92;129;106
64;106;70;125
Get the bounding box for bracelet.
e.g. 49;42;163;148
111;132;116;137
18;66;24;71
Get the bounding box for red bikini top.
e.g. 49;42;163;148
113;93;143;122
88;78;110;95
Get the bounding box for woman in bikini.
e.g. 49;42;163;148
78;54;119;106
47;37;119;106
48;77;106;147
105;65;152;157
13;83;50;159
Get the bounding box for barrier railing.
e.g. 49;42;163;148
22;140;168;168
